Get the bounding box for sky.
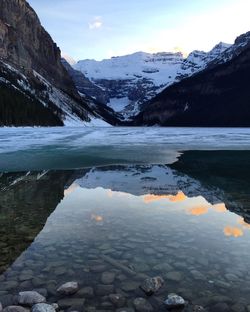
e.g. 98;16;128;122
28;0;250;61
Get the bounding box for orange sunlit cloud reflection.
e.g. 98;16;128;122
143;191;187;204
224;226;244;237
187;205;209;216
91;214;103;222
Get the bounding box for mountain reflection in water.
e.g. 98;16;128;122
0;151;250;311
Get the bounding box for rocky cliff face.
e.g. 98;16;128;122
0;0;116;126
0;0;78;97
135;44;250;126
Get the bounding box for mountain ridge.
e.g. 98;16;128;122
74;42;231;119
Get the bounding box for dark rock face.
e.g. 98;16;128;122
0;0;97;126
61;58;108;105
0;0;77;98
135;46;250;126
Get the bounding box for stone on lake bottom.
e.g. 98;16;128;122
96;285;114;296
56;282;79;295
164;294;185;309
133;298;153;312
32;303;55;312
101;272;116;285
109;294;126;308
165;271;182;282
76;287;94;298
3;307;29;312
140;276;164;295
57;298;85;310
18;291;46;306
115;308;135;312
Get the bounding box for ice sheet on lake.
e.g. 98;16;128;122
1;127;250;171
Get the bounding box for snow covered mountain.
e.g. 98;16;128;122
134;31;250;127
74;42;231;119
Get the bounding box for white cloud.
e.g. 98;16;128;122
89;16;103;30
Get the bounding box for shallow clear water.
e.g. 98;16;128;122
1;153;250;311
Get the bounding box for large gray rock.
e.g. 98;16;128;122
56;282;79;296
140;276;164;295
164;294;185;309
31;304;55;312
18;292;46;306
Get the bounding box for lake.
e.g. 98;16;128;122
1;127;250;312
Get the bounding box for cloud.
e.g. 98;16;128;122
89;16;103;30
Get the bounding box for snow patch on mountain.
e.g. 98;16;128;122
74;43;232;119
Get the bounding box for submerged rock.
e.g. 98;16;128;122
0;302;2;312
32;303;55;312
76;287;94;298
121;281;139;292
109;294;126;308
3;307;29;312
50;304;58;311
164;294;185;309
133;298;153;312
101;272;116;285
115;308;135;312
57;298;85;310
56;282;79;295
140;276;164;295
165;271;182;282
96;285;114;296
18;291;46;306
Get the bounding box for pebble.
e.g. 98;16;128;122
90;265;107;272
57;298;85;309
120;281;139;292
133;298;153;312
143;248;155;255
165;271;182;282
109;294;126;308
32;304;55;312
192;306;206;312
18;291;46;306
211;302;230;312
101;272;116;285
3;307;29;312
76;287;94;298
96;285;114;296
57;282;79;295
50;304;58;311
116;308;135;312
140;276;164;295
231;303;245;312
152;263;173;272
164;293;185;308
